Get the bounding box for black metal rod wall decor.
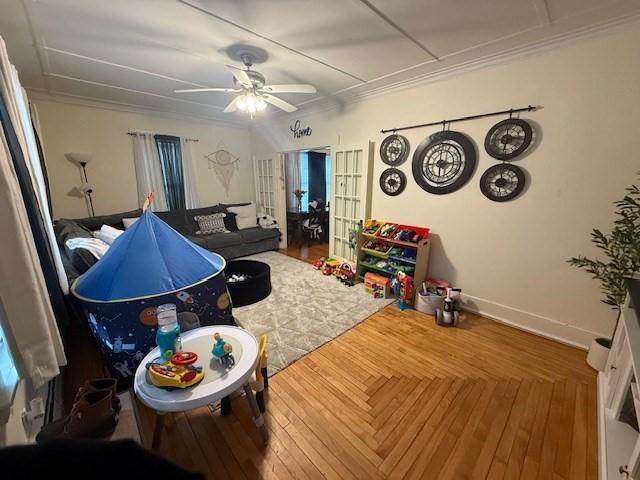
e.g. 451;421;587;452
380;105;539;134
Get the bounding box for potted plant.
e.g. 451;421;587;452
568;175;640;371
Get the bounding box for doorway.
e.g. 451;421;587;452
281;147;331;263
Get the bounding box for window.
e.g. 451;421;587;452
325;154;331;205
299;151;310;209
0;319;19;414
154;135;185;210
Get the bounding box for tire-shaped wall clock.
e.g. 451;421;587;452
479;163;525;202
380;134;410;166
379;168;406;196
484;118;533;160
412;130;477;195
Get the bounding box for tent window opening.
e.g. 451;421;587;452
154;135;185;210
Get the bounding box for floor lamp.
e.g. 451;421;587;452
66;153;95;216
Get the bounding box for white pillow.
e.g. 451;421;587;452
93;224;123;245
228;203;257;230
122;217;139;229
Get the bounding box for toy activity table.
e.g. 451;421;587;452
133;325;267;449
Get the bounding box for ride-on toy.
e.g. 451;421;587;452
435;288;462;327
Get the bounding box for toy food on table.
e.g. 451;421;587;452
146;351;204;389
212;332;235;368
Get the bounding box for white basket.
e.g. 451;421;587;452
414;292;444;315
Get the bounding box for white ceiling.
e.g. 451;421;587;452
1;0;639;124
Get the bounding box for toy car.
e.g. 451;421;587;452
312;257;326;270
146;351;204;390
335;262;356;286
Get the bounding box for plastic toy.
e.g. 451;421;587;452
378;223;397;237
335;262;356;286
435;287;462;327
211;332;235;368
363;219;382;234
391;271;414;310
364;272;391;298
424;277;450;296
252;334;269;413
313;257;326;270
393;229;413;241
145;352;204;390
319;258;340;276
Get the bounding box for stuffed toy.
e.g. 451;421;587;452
257;214;278;229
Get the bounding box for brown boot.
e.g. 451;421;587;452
75;378;121;413
37;390;118;442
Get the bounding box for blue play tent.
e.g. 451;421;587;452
72;210;233;383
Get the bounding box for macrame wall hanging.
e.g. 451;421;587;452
204;144;241;197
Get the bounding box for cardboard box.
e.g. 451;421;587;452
364;272;391;298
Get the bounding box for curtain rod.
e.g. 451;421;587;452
126;131;199;142
380;105;539;134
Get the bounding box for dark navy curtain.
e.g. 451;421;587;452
154;135;185;210
307;151;327;205
0;93;69;332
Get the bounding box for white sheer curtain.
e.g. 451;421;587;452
285;151;301;210
181;137;199;209
0;37;65;387
131;132;167;211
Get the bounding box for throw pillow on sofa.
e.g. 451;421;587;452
194;213;228;234
94;224;123;245
223;211;239;231
122;217;139;229
228;203;257;230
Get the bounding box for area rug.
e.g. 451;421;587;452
233;251;394;373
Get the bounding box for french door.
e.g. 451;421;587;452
329;143;373;262
253;156;275;217
253;154;287;247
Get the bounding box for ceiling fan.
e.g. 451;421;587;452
174;53;316;114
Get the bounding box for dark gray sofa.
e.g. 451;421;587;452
54;204;280;282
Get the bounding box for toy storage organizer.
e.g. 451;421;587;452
356;219;431;302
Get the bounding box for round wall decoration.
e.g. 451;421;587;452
484;118;533;160
412;130;477;195
379;168;406;196
479;163;525;202
380;134;410;166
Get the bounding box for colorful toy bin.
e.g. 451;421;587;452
71;211;233;387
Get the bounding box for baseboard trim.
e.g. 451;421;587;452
460;293;601;350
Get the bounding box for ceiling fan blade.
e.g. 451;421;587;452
174;88;239;93
263;94;297;113
226;65;252;88
260;84;316;94
223;96;242;113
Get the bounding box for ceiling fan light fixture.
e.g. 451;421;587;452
236;92;266;113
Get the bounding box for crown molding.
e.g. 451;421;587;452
26;88;250;129
257;12;640;125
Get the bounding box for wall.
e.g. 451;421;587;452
252;25;640;347
33;99;254;219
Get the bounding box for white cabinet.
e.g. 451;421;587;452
599;289;640;479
